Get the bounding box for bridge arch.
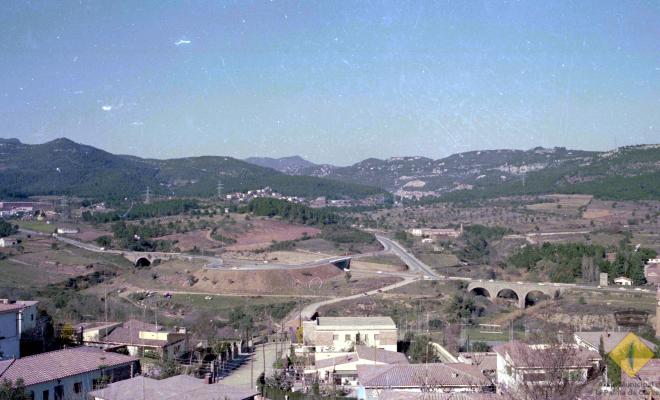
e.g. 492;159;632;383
135;257;151;267
496;288;520;305
466;281;565;309
470;287;492;299
524;290;551;307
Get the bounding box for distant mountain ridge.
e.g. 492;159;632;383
243;155;317;174
252;145;660;201
0;138;387;201
2;138;657;202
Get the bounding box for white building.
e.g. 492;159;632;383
0;238;17;248
493;341;600;393
356;363;493;400
613;276;633;286
303;317;398;352
309;345;409;385
0;347;139;400
56;227;79;235
0;303;21;360
79;319;187;359
2;299;39;335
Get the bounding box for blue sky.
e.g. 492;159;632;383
1;1;658;165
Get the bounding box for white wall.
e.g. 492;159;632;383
25;364;136;400
0;311;19;359
18;304;38;334
317;330;396;352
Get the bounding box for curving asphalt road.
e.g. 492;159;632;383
376;234;439;278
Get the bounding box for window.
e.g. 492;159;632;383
74;382;83;394
42;390;49;400
54;385;64;400
374;334;379;341
332;334;338;341
31;313;34;321
344;334;351;341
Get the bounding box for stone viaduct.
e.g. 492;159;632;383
467;280;565;309
122;251;223;268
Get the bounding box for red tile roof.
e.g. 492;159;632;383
379;392;498;400
0;303;23;314
357;363;492;389
89;375;258;400
355;346;409;365
316;353;358;369
100;319;183;348
493;341;600;369
0;347;138;387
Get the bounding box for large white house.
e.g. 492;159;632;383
356;363;493;400
0;299;39;335
0;303;22;360
303;316;398;352
309;345;409;385
78;319;187;359
493;341;601;393
0;347;139;400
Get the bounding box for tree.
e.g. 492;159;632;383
155;358;181;380
406;333;438;363
0;220;18;238
0;378;31;400
95;235;112;248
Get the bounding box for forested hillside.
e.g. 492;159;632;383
0;138;386;201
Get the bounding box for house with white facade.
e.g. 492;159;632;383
0;303;21;360
0;299;39;336
493;341;601;394
356;363;493;400
0;347;139;400
0;237;18;248
613;276;633;286
79;319;187;359
303;316;398;352
309;345;409;385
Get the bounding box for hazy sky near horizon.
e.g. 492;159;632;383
1;1;658;165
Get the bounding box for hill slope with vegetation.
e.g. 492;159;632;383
298;145;659;201
0;138;387;201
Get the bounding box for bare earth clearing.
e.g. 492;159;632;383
226;219;321;251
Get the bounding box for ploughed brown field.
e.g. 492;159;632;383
226;219;321;251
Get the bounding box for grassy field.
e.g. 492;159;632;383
359;254;407;267
0;259;57;287
135;293;315;322
17;220;56;234
416;252;460;269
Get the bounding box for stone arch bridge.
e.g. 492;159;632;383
122;251;223;268
467;281;565;309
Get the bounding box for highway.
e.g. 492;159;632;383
23;228;654;298
376;234;439;278
375;234;655;297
